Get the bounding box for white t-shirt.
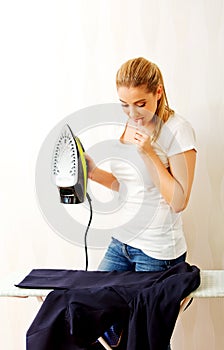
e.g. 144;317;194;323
109;114;197;260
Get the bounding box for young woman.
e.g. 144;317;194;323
85;57;197;273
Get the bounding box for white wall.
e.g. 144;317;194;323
0;0;224;349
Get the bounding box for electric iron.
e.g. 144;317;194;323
52;124;92;271
52;124;88;204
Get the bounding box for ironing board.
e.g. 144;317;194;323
1;270;224;298
179;270;224;313
0;271;51;301
1;270;224;350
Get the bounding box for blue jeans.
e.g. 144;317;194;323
98;237;186;272
98;238;186;350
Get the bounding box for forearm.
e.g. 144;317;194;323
141;151;187;213
89;167;120;192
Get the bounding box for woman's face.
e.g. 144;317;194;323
117;85;162;129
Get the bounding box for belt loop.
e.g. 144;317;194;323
122;243;131;259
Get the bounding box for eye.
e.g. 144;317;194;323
121;103;129;108
136;102;146;108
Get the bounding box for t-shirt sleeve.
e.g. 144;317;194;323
167;121;197;157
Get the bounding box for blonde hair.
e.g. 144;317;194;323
116;57;174;141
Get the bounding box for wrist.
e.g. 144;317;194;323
139;146;156;160
89;167;99;181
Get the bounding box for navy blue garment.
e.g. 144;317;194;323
16;268;163;290
17;262;200;350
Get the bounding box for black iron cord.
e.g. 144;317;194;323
84;193;92;271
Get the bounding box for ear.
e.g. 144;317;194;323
156;84;163;100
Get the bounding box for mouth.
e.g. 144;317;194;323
127;117;144;127
134;118;143;123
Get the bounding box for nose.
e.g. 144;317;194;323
128;105;139;119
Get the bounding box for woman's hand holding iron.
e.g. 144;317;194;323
84;153;120;191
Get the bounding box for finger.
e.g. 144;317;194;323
134;131;141;140
137;119;143;129
135;130;145;140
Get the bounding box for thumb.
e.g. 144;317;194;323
137;119;143;129
137;119;150;136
